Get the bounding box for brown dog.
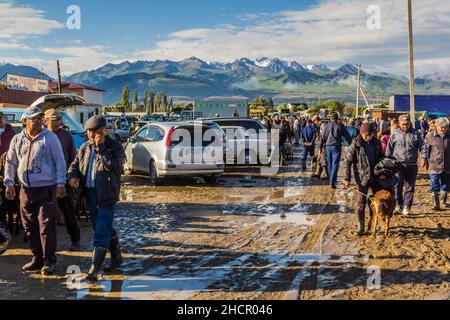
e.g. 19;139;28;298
369;190;396;237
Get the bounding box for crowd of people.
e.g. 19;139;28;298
0;106;124;281
0;106;448;280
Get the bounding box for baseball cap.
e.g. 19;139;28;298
21;106;44;121
44;108;62;120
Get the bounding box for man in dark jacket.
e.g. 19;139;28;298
0;112;16;157
301;119;316;171
45;109;80;251
344;123;384;236
425;117;450;210
320;113;353;189
386;114;428;216
68;116;124;282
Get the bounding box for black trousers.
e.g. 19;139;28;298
58;191;81;243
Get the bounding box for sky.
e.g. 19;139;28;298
1;0;450;77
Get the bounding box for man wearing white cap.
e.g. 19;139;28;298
425;117;450;210
4;106;67;275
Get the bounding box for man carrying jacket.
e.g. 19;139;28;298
425;117;450;210
320;113;353;189
4;106;67;275
386;114;428;216
68;116;124;282
343;123;384;236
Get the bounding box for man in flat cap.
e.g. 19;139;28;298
4;106;67;275
386;114;428;216
45;109;80;251
68;115;124;282
425;117;450;210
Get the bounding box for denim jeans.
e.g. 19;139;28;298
86;189;117;249
326;146;342;186
302;145;315;165
430;173;450;193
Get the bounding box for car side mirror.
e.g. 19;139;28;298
128;137;136;144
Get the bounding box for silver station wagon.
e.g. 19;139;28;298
124;122;225;185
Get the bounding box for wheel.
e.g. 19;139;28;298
149;160;159;186
204;176;218;185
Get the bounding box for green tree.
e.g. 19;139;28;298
120;85;130;111
149;84;155;114
133;90;139;111
143;89;149;111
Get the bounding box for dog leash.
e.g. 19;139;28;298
345;185;375;202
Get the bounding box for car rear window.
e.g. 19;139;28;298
171;125;219;147
214;120;264;131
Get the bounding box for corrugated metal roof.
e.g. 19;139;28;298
49;81;105;92
0;89;45;106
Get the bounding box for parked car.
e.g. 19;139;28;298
200;118;271;165
2;94;87;149
105;117;130;142
141;114;167;122
124;122;224;185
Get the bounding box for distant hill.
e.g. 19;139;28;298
0;63;51;80
63;57;450;104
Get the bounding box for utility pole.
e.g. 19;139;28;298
56;60;62;94
356;64;362;117
408;0;416;128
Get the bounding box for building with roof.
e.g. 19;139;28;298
49;81;105;125
0;73;48;108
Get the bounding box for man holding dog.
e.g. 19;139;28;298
343;123;384;236
425;117;450;210
4;106;67;275
386;114;428;216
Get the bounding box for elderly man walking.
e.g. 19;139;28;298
45;109;81;251
425;117;450;210
68;116;124;282
386;114;428;216
4;106;67;275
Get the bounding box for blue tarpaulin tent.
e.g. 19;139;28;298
390;95;450;114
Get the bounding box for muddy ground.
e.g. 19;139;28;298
0;147;449;300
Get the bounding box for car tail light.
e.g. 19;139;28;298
165;127;175;147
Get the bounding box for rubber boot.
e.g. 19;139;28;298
104;237;123;272
440;192;448;208
355;212;365;237
432;192;441;211
86;247;107;282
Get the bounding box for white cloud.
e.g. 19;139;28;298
38;45;120;75
132;0;450;76
0;2;64;39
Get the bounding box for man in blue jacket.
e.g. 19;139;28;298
319;113;353;189
301;119;316;171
